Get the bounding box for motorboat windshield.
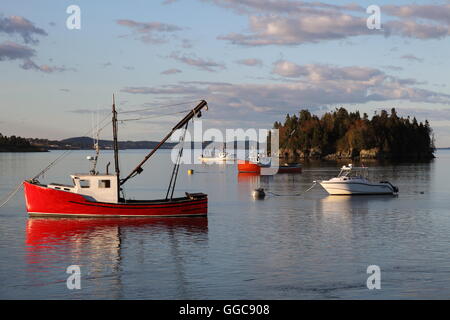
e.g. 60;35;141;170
337;164;369;179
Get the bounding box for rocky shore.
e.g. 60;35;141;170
280;147;435;161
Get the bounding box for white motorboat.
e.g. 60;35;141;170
318;164;398;195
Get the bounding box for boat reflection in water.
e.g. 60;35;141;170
317;195;396;216
25;217;208;298
26;217;208;247
237;172;260;184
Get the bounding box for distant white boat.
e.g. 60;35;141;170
318;164;398;195
199;146;235;162
248;147;271;166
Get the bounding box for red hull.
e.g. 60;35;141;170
237;160;262;173
238;161;302;174
23;181;207;217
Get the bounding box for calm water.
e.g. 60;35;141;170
0;149;449;299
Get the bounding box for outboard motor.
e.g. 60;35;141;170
380;181;399;193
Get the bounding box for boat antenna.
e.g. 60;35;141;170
112;94;121;199
120;99;208;186
89;111;100;175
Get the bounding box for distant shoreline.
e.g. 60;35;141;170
0;147;49;152
0;135;210;152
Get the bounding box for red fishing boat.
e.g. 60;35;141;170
23;99;209;217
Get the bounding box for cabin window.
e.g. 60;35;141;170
98;179;111;188
80;180;90;188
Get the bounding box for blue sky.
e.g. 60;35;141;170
1;0;450;146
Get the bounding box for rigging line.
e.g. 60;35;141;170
266;181;317;197
266;191;302;197
32;149;73;180
4;111;111;206
165;123;187;200
170;140;185;200
97;119;112;133
32;113;112;180
118;110;191;122
166;122;189;200
170;124;188;200
118;100;200;114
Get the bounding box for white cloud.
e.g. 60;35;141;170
169;52;226;72
235;58;263;67
0;15;47;44
400;54;424;62
120;62;450;123
20;58;76;73
0;41;35;60
117;19;182;44
161;68;182;75
212;1;450;46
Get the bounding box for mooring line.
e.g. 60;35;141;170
265;181;317;198
0;182;24;209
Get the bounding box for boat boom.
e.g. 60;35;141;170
120;100;208;186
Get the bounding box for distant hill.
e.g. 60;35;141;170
5;134;273;152
1;134;220;152
28;136;178;150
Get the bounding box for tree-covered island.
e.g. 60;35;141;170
0;133;48;152
274;108;435;160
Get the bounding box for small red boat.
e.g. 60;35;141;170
237;160;263;173
238;159;302;174
24;99;209;218
237;151;271;173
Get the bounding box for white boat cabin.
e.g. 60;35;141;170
48;174;119;203
336;164;368;180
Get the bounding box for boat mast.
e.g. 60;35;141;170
120;100;208;186
112;94;121;199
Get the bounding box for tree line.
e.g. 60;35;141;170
0;133;46;151
0;133;32;147
273;108;435;160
